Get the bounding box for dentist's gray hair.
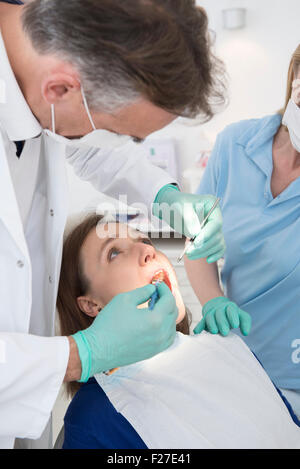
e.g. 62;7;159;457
22;0;227;120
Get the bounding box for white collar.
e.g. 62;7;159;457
0;30;42;141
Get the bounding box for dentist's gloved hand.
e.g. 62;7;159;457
194;296;252;337
153;184;225;263
72;282;177;382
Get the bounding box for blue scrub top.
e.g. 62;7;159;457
197;114;300;390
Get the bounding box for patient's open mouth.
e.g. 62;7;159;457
150;269;172;292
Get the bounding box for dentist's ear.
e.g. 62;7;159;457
41;71;81;105
77;296;102;317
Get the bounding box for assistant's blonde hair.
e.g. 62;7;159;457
279;44;300;116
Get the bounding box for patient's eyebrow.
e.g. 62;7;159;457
127;231;153;244
136;235;153;244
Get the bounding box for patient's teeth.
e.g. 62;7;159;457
151;270;164;284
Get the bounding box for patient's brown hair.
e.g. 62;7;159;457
57;214;191;397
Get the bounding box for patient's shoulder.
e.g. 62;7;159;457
64;377;147;449
64;377;115;428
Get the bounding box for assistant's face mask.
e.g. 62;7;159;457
44;87;132;151
282;78;300;153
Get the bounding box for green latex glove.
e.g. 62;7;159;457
72;282;177;382
153;185;225;263
194;296;252;337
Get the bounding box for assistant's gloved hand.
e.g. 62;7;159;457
153;184;225;263
194;296;252;337
72;282;177;382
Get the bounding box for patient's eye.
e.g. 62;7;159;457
108;248;121;261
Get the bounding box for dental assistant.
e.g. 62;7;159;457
0;0;226;449
185;45;300;416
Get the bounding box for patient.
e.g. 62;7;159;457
57;214;300;449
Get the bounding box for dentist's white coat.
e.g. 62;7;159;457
0;32;175;449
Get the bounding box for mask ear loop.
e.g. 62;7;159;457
291;78;300;105
81;86;97;131
51;104;56;133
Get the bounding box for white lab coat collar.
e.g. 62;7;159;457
0;30;42;141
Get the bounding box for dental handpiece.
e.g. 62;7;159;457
177;198;221;263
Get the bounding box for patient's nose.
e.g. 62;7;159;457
138;243;156;266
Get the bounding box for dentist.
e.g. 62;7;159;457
0;0;226;449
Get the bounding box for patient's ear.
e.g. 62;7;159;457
77;296;101;317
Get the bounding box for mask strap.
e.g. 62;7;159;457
81;86;97;131
291;78;300;105
51;104;56;133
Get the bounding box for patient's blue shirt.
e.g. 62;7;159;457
62;378;147;449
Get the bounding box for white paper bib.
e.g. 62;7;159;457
95;332;300;449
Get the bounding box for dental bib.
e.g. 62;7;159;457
95;332;300;449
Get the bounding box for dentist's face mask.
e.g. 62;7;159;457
282;78;300;153
44;87;132;151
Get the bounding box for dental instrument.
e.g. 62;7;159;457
149;270;165;310
177;198;221;263
149;286;159;310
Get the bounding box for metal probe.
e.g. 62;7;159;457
177;198;221;263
